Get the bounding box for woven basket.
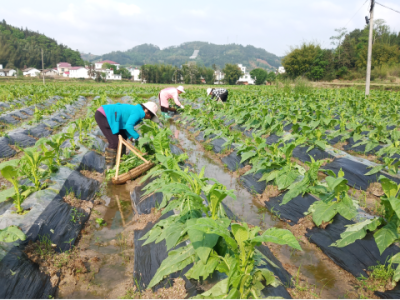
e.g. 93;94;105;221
111;161;155;185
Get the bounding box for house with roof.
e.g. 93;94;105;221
236;64;255;85
95;60;120;70
23;68;40;77
57;62;72;75
127;67;140;81
42;69;58;77
0;65;16;77
69;67;89;79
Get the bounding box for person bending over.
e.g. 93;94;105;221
207;88;228;103
95;102;159;169
159;86;185;114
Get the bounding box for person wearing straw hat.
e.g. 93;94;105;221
159;86;185;117
95;102;159;169
207;87;228;103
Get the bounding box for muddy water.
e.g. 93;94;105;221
58;181;136;299
171;123;356;299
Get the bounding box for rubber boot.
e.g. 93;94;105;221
105;148;117;171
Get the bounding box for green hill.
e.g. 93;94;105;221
0;20;84;69
92;42;282;70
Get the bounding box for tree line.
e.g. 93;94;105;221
282;20;400;81
138;63;277;85
0;20;84;70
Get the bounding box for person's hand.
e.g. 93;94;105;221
129;137;135;143
180;105;184;109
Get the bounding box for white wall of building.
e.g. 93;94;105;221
278;66;285;74
23;69;40;77
0;64;3;69
69;68;89;79
128;67;140;81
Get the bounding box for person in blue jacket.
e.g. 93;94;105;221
95;102;159;169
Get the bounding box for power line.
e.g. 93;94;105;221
343;0;369;28
375;1;400;14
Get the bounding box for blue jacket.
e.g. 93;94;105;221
102;103;145;140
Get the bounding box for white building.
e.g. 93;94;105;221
127;67;140;81
69;67;89;79
214;70;224;84
23;68;40;77
0;68;16;77
236;64;255;85
57;62;71;75
42;69;58;77
0;64;2;69
278;66;285;74
95;60;120;70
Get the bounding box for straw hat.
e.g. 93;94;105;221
142;102;160;123
177;86;185;93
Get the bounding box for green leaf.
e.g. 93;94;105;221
259;170;279;183
365;165;384;176
374;222;399;255
148;245;196;288
185;256;220;280
312;201;338;226
0;188;16;203
198;278;229;298
251;228;302;251
326;177;347;192
388;197;400;219
331;218;381;248
1;166;19;185
0;159;20;170
379;176;400;198
231;223;250;249
240;151;257;164
187;226;219;264
393;266;400;282
314;140;326;150
336;195;357;220
0;226;26;243
276;170;298;190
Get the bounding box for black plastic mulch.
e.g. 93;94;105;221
264;192;317;225
292;145;334;163
322;157;400;190
305;214;400;278
342;137;384;155
239;171;267;194
0;137;16;158
221;150;249;171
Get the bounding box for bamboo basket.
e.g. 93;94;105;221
111;135;155;185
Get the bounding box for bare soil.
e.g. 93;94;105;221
257;185;280;205
63;193;93;214
122;278;187;299
80;169;104;183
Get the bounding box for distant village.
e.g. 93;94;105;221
0;61;285;85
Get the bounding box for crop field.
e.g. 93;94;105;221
0;81;400;299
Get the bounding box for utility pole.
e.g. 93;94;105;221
365;0;375;96
41;48;45;85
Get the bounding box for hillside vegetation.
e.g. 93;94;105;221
90;41;282;70
0;20;84;70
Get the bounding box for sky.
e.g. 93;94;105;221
1;0;400;57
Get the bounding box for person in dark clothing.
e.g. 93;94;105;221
95;102;159;169
207;88;228;103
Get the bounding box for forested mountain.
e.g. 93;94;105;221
90;42;282;70
0;20;84;69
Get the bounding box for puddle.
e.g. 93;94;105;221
171;123;359;299
58;180;137;299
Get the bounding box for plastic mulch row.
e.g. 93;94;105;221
0;149;104;298
0;97;87;158
183;115;400;296
130;180;293;298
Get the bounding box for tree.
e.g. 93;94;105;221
250;68;268;85
281;43;320;78
222;63;242;85
357;43;400;69
330;27;348;66
266;71;276;84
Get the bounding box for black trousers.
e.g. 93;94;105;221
95;110;127;149
219;91;228;102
